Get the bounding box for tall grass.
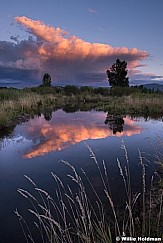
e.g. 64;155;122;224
0;93;41;126
15;142;163;243
0;87;163;126
0;90;57;126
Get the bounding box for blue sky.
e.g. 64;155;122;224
0;0;163;87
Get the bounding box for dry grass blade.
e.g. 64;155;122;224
16;142;163;242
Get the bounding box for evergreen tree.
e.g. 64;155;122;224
106;59;129;87
42;73;52;87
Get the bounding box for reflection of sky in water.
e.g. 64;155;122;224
0;110;162;164
6;110;142;158
0;110;163;243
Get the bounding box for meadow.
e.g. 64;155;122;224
0;85;163;127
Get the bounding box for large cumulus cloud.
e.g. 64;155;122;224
0;16;149;86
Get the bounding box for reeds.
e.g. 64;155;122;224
16;161;112;243
0;90;56;126
0;87;163;126
16;142;163;242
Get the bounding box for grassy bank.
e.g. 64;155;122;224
0;86;163;127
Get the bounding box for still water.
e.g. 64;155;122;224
0;110;162;242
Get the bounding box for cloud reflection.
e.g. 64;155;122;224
22;111;142;159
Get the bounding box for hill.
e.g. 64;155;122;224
143;83;163;92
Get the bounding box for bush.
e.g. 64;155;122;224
63;85;80;95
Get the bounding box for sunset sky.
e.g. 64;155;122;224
0;0;163;87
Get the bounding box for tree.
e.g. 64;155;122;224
42;73;52;87
106;59;129;87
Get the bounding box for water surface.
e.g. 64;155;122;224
0;110;162;242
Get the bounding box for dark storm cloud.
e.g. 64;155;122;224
0;66;39;81
0;16;150;87
10;35;20;43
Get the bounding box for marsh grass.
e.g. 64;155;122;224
0;90;57;126
0;87;163;127
15;142;163;243
96;95;163;117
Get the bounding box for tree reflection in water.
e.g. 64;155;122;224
105;113;125;134
43;110;53;121
3;111;141;158
0;125;15;149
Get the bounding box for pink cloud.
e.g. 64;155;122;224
15;16;147;62
0;16;149;85
22;115;141;158
15;16;68;43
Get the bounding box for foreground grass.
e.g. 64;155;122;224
16;143;163;243
0;86;163;127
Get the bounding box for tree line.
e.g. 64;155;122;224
41;59;129;88
40;59;160;95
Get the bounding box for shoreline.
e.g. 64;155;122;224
0;86;163;129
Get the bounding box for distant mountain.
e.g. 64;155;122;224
143;83;163;91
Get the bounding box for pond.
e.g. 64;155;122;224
0;109;163;243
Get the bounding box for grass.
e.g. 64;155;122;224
0;86;163;127
16;142;163;243
0;93;39;126
0;89;57;127
96;95;163;117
